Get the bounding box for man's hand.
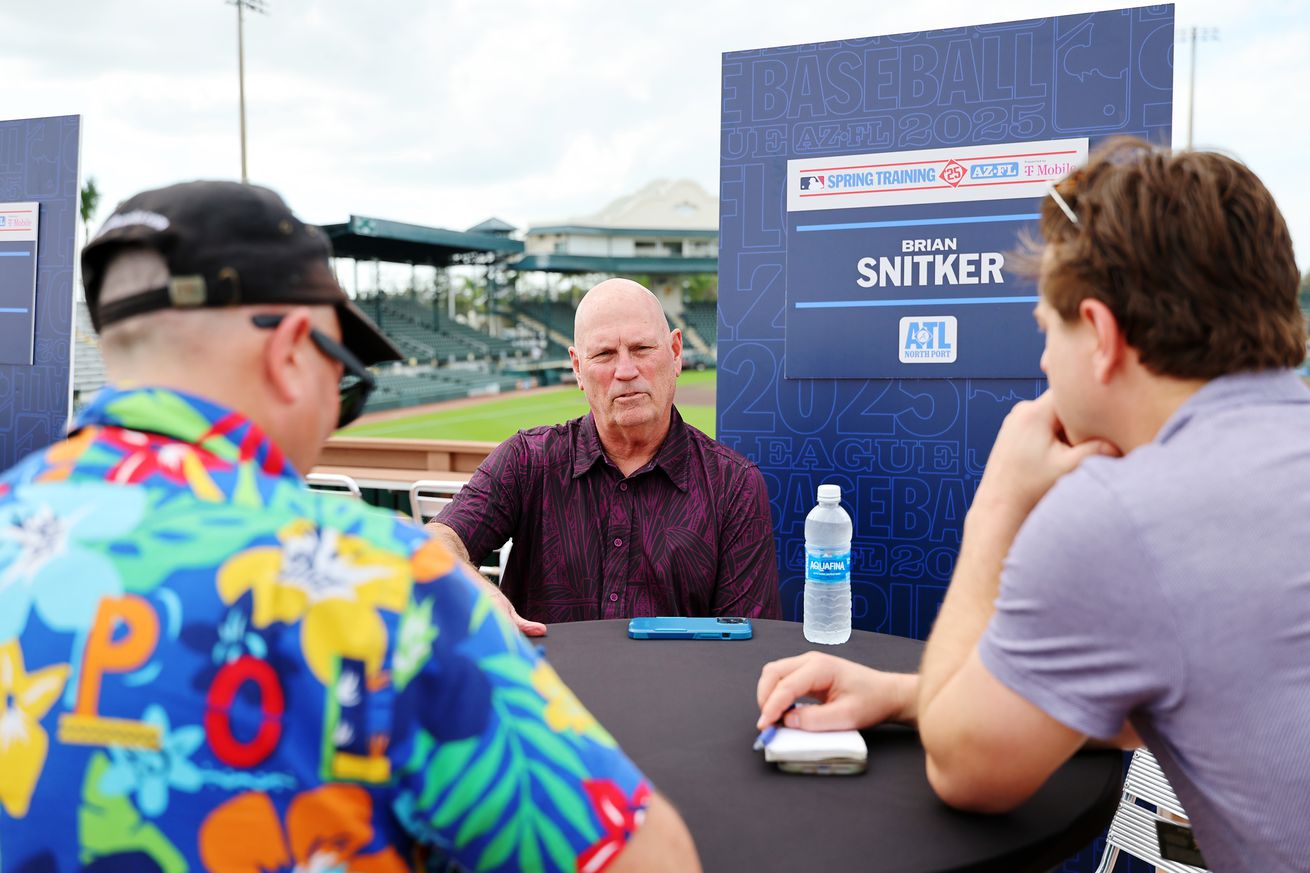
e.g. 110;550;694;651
464;566;547;637
972;391;1120;526
755;651;918;732
427;521;547;637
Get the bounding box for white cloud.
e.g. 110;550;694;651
3;0;1306;269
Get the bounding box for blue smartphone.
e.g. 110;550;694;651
627;617;753;640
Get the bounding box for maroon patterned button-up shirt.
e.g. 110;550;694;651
436;408;781;623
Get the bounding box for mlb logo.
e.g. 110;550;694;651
899;316;958;363
0;217;6;227
799;175;826;191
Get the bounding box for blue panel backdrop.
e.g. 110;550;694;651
0;115;80;469
718;10;1172;871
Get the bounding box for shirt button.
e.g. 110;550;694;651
620;483;629;492
609;593;619;602
613;538;623;547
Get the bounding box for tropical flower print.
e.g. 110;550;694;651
409;538;455;584
209;606;269;666
0;482;145;641
197;785;406;873
531;661;616;746
392;597;437;692
98;428;229;502
34;426;98;484
1;387;652;873
0;641;70;817
99;706;205;817
577;779;651;873
216;520;411;681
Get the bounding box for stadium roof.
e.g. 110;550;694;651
527;179;717;235
525;225;717;239
466;217;517;236
510;254;718;274
322;215;523;265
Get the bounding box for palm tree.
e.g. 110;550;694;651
80;176;100;243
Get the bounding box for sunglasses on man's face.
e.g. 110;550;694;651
250;313;375;428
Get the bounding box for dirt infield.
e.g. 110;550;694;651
675;383;716;406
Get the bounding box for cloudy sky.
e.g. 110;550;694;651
7;0;1308;271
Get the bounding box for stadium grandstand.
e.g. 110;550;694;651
72;301;108;410
71;181;720;420
511;179;719;370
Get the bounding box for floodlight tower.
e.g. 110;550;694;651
227;0;268;183
1179;26;1219;150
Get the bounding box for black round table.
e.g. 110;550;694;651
543;618;1122;873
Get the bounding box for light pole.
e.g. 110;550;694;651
1179;26;1219;151
227;0;268;183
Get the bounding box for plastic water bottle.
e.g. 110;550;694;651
803;483;852;645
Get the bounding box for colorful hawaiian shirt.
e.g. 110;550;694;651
0;386;649;873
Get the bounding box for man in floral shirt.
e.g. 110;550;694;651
0;181;698;872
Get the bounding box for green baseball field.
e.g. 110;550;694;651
343;369;717;442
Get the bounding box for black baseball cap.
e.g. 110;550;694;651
81;180;402;366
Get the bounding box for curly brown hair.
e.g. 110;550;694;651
1020;137;1305;379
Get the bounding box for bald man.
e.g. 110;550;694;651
428;279;781;633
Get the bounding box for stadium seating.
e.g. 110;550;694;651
359;295;522;363
73;302;108;409
70;292;712;419
363;366;526;413
682;301;718;347
508;300;574;359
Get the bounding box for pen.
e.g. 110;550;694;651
753;703;797;751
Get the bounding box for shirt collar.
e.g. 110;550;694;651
73;385;300;481
1157;369;1310;444
572;407;692;492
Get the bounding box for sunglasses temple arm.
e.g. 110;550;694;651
1047;182;1079;226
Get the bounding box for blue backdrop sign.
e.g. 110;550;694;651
717;6;1172;636
718;10;1172;868
0;116;81;469
786;137;1087;377
0;201;41;367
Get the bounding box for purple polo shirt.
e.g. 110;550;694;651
979;370;1310;873
436;407;781;623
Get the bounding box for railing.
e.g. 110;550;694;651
312;435;499;494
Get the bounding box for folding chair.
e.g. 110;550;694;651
305;472;362;499
1093;749;1209;873
408;479;512;580
408;479;468;525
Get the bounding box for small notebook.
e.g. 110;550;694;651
763;727;867;765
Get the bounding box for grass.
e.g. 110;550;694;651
343;369;717;441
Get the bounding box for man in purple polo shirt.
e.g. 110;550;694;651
756;140;1310;872
428;278;781;632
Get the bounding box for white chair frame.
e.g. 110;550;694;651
1093;749;1208;873
305;472;362;499
408;479;511;580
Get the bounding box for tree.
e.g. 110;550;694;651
682;273;718;303
80;177;101;242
